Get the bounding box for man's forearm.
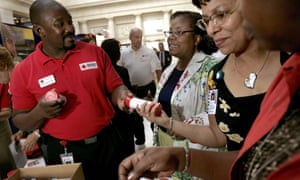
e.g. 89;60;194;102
13;106;46;131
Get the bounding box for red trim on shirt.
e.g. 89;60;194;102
231;53;300;179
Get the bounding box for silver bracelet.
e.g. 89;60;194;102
183;146;190;173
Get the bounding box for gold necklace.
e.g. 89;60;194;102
234;51;270;89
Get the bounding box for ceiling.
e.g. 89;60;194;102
17;0;136;9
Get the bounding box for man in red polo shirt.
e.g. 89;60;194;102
118;0;300;179
9;0;130;179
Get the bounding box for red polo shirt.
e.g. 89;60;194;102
231;53;300;179
10;41;123;140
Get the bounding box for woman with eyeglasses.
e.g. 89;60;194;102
140;11;220;179
137;0;287;154
192;0;289;151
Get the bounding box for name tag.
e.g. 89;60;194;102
79;61;98;71
60;152;74;164
38;74;56;88
207;89;218;115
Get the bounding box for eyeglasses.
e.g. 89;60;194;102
164;30;194;38
197;9;236;30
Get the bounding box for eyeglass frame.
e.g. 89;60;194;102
196;8;237;30
163;30;194;38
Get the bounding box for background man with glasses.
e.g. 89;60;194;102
157;42;172;71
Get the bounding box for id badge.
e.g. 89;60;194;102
207;89;218;115
60;152;74;164
38;74;56;88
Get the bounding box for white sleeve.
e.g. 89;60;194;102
150;50;162;72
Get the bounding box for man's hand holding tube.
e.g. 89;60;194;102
112;85;134;113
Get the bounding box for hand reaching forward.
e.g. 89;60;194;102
119;147;184;180
22;130;40;152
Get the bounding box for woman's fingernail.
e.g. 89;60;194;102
128;174;133;180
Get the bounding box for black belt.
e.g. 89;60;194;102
40;131;101;145
81;135;98;144
40;124;113;146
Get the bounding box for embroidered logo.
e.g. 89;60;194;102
79;61;98;71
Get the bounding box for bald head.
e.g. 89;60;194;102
129;28;142;39
129;27;143;51
30;0;67;24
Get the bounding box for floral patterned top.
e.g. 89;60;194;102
210;53;288;151
153;52;221;149
153;51;221;180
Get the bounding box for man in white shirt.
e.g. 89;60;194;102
118;27;162;150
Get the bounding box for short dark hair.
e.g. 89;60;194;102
30;0;67;24
192;0;210;8
101;39;121;65
79;33;96;43
170;11;217;55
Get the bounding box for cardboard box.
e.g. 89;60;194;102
8;163;85;180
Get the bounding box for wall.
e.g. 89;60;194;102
0;0;199;46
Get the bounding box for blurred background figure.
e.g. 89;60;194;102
157;42;172;71
76;33;97;45
0;24;23;65
0;46;16;179
101;38;135;156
